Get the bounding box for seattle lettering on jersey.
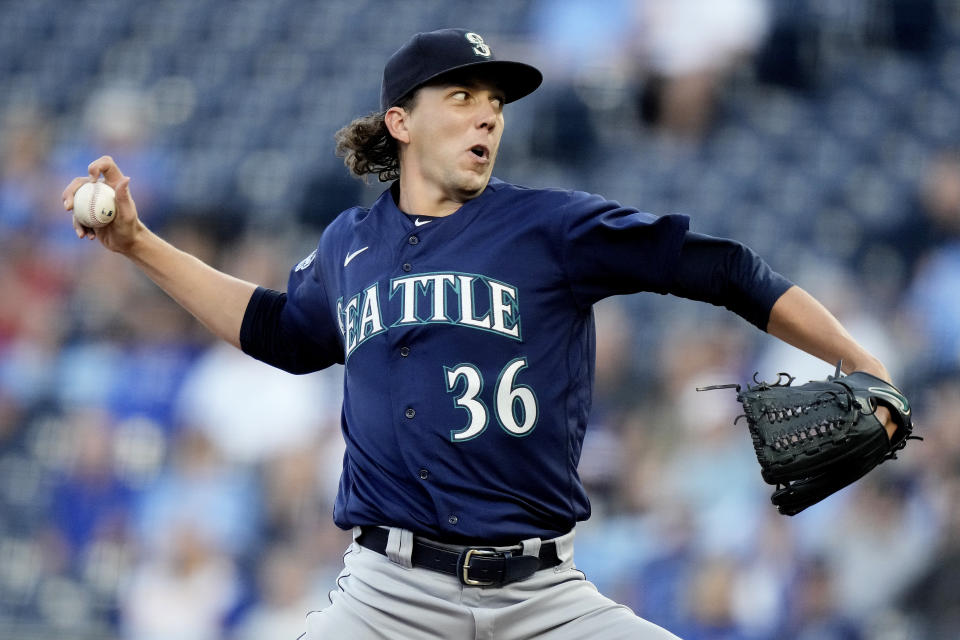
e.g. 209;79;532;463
336;272;521;359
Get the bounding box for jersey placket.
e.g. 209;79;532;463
388;224;464;532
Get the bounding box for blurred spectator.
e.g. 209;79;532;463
259;435;344;543
527;83;599;170
529;0;639;77
593;298;647;412
174;342;339;464
0;392;23;455
297;168;365;231
628;505;698;633
658;324;765;556
915;151;960;248
676;555;753;640
900;473;960;639
0;400;53;625
817;472;937;619
173;232;342;465
232;542;325;640
0;250;67;404
882;0;940;55
858;149;960;294
121;521;239;640
52;85;173;226
530;0;769;143
903;240;960;375
753;1;820;91
0;107;60;237
890;151;960;376
577;298;646;507
754;0;941;95
892;374;960;638
134;428;260;559
48;410;134;561
526;0;619;166
636;0;770;140
0;108;76;408
785;556;863;640
727;513;795;638
906;374;960;484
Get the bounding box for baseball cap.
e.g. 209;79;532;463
380;28;543;111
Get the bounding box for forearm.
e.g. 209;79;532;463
123;223;256;348
766;285;889;381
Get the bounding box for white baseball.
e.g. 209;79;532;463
73;181;117;228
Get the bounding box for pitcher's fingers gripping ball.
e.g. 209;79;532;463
72;181;117;228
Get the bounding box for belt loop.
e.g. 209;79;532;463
552;528;576;565
520;537;541;557
352;526;363;542
386;527;414;568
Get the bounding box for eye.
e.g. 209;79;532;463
450;90;469;101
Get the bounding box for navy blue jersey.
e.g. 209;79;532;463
243;178;787;543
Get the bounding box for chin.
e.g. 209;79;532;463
456;184;487;200
455;174;491;199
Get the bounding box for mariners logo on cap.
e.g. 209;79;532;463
465;32;491;57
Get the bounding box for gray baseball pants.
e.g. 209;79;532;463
302;526;680;639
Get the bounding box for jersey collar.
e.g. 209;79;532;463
374;179;503;239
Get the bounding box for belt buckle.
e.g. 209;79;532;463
460;548;502;586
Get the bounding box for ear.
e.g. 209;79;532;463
384;106;411;144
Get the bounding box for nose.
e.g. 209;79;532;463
476;98;499;131
478;111;496;132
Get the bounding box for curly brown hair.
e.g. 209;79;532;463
334;93;418;182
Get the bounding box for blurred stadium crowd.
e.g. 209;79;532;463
2;0;960;638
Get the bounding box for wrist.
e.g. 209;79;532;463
118;221;154;259
842;354;889;382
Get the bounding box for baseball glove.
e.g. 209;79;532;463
699;365;918;515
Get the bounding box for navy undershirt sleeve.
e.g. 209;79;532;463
240;286;342;374
669;231;794;331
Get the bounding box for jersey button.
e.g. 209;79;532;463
400;346;410;357
418;469;429;480
448;515;458;525
402;263;412;272
408;235;419;245
405;407;416;419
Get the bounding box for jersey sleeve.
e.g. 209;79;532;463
559;191;690;307
668;231;794;331
240;250;344;374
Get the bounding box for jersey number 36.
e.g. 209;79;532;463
444;357;539;442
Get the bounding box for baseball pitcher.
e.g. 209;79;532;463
63;28;909;640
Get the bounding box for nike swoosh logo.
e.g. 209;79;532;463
343;246;369;267
414;218;432;226
869;386;911;415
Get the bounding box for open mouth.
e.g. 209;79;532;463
469;145;489;161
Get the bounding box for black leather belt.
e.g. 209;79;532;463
356;527;561;587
